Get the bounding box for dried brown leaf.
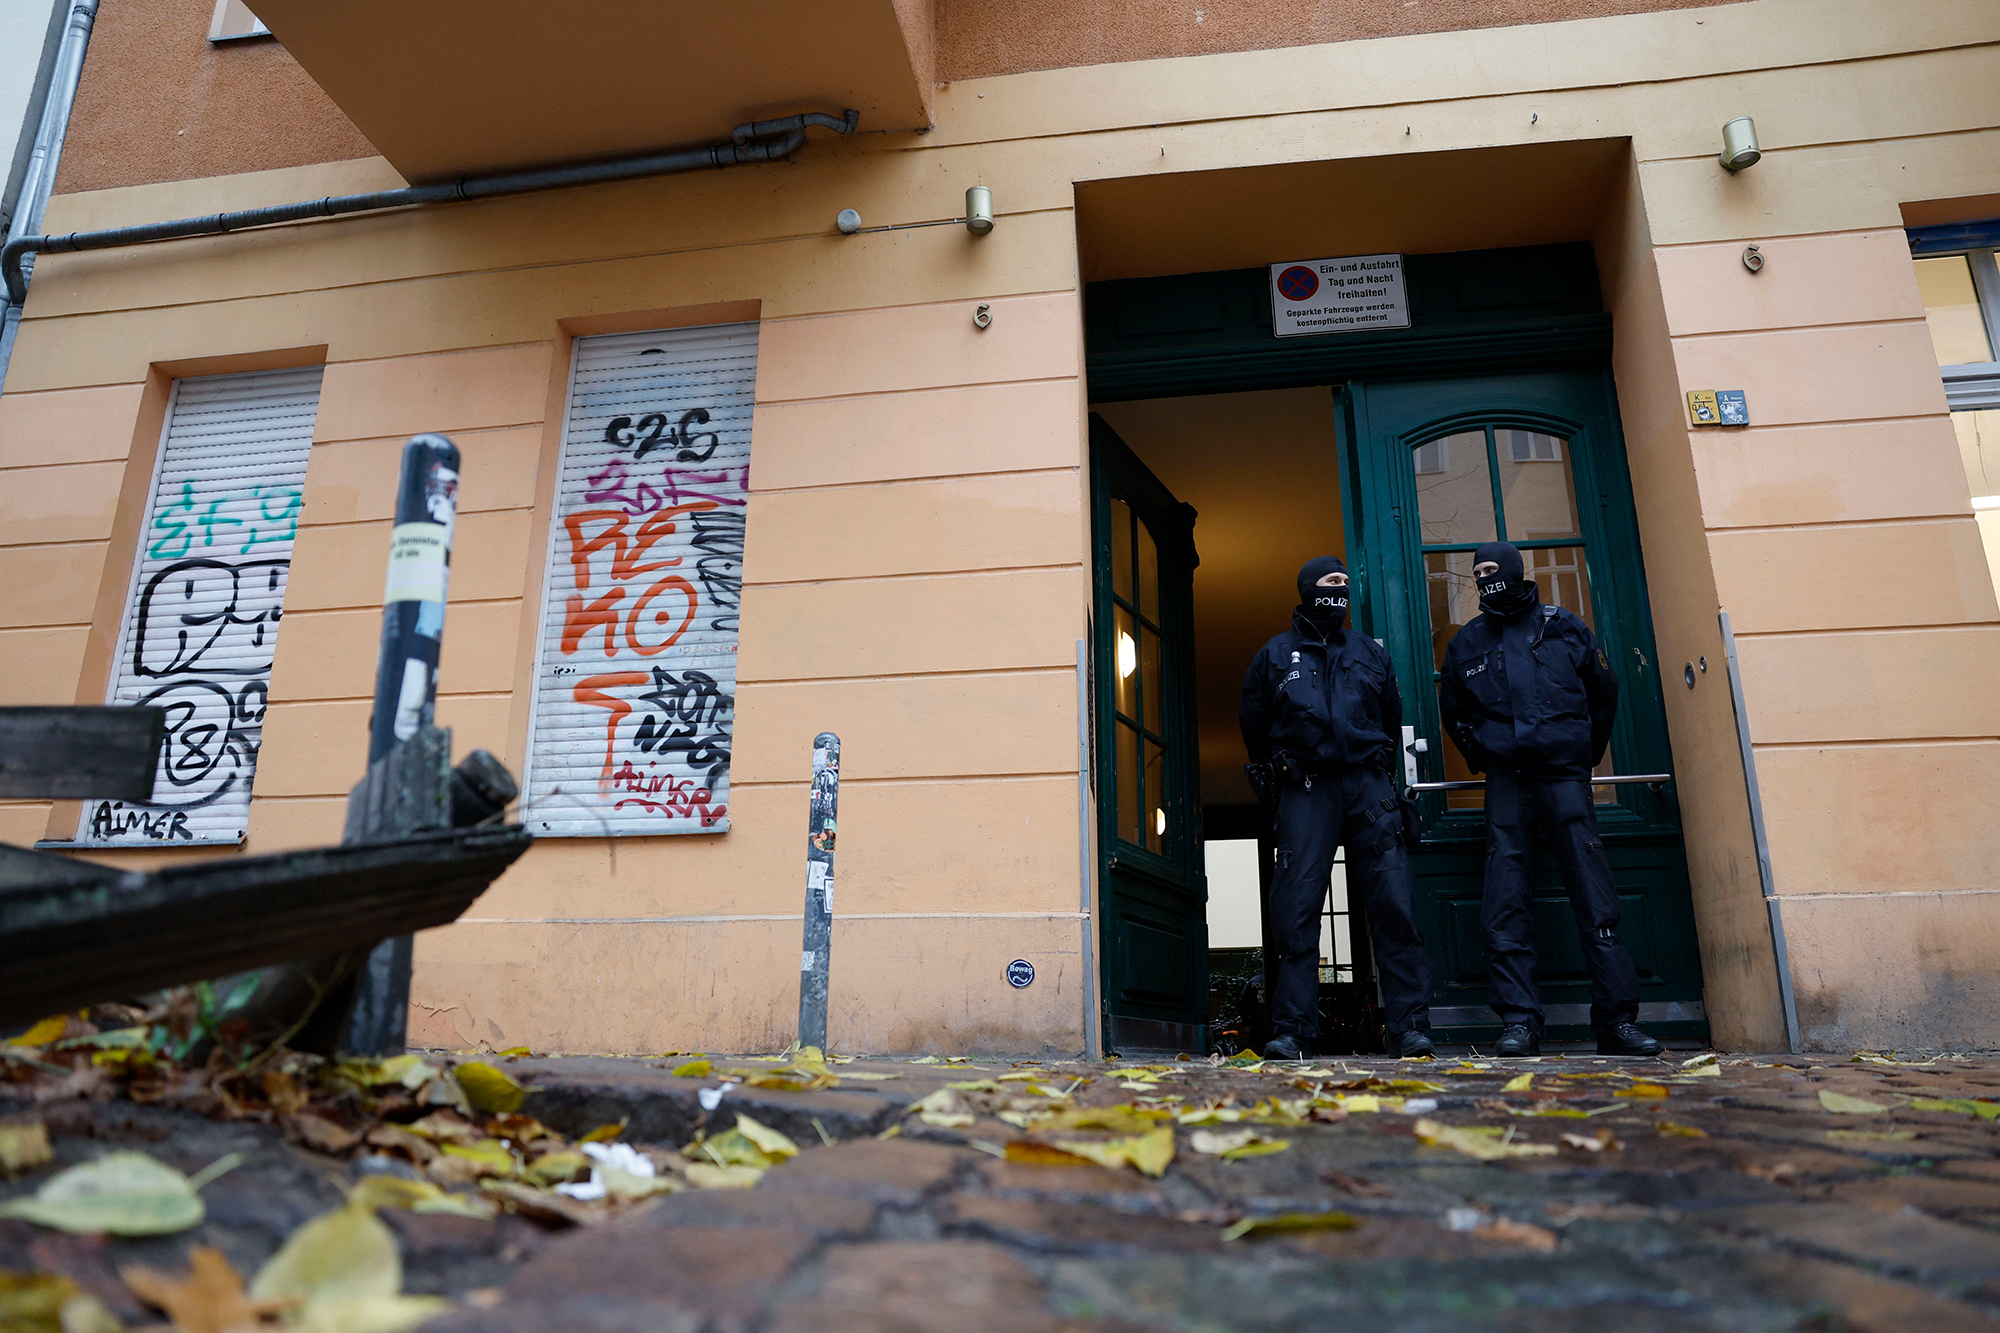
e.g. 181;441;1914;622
287;1112;362;1155
122;1245;294;1333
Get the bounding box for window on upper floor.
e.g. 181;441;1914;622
208;0;269;42
1910;224;2000;507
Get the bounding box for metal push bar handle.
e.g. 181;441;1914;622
1407;773;1673;792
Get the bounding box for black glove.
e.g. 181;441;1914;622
1398;792;1423;849
1243;761;1277;817
1450;723;1488;775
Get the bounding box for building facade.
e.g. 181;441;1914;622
2;0;1996;1055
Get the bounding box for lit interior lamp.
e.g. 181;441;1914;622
1719;117;1761;172
1118;631;1137;678
1154;808;1166;837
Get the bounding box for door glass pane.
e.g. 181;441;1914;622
1117;721;1141;846
1954;408;2000;500
1413;430;1494;545
1113;603;1139;721
1140;624;1163;733
1110;498;1134;603
1424;551;1478;670
1136;516;1160;623
1496;430;1580;541
1528;544;1595;631
1144;739;1166;854
1916;255;1995;366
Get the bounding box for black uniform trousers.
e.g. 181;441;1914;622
1480;770;1639;1034
1267;767;1431;1041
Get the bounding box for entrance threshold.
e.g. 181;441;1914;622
1107;1016;1204;1056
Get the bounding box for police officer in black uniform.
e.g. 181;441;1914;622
1439;540;1662;1058
1240;556;1434;1061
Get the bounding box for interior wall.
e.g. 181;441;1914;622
1092;387;1346;806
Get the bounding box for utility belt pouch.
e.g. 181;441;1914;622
1272;752;1312;787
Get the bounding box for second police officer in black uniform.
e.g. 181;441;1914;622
1240;556;1434;1061
1439;541;1662;1058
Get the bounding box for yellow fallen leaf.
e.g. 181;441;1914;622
523;1150;591;1188
907;1089;977;1128
1336;1095;1382;1114
1826;1129;1918;1142
1908;1097;2000;1119
909;1055;941;1064
1675;1065;1722;1079
835;1071;899;1081
0;1120;52;1174
732;1114;800;1162
1818;1090;1888;1114
439;1139;517;1177
1191;1128;1292;1161
1656;1120;1707;1138
347;1175;496;1218
1681;1052;1719;1068
0;1151;204;1235
672;1058;712;1078
1503;1074;1534;1093
579;1121;626;1143
1003;1141;1095;1166
1615;1082;1670;1100
5;1016;70;1048
248;1204;452;1330
496;1046;532;1058
3;1269;120;1333
124;1246;294;1333
1222;1210;1358;1241
1050;1125;1176;1178
683;1162;764;1189
1414;1119;1557;1161
453;1063;525;1115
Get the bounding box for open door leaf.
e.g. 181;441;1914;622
0;1151;204;1235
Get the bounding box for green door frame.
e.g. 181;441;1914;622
1082;244;1709;1049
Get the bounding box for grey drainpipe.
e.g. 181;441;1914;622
1719;608;1802;1053
0;105;858;316
0;0;96;386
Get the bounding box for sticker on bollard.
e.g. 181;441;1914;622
1006;959;1035;989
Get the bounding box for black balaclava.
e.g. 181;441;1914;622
1474;541;1538;618
1297;556;1349;633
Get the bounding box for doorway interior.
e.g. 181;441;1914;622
1091;388;1366;1052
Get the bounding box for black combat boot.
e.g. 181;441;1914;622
1395;1029;1436;1060
1261;1034;1304;1061
1597;1022;1663;1057
1493;1024;1540;1057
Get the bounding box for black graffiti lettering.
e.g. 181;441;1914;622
89;801;194;841
134;557;289;678
673;409;720;463
138;678;251;807
688;510;744;633
629;666;732;786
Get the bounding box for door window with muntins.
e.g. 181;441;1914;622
1412;424;1612;809
1108;496;1170;855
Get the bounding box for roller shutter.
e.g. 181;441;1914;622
83;365;325;846
522;323;755;836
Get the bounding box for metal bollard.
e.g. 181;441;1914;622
345;434;461;1055
798;733;840;1050
367;434;461;764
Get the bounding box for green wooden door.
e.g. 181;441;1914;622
1089;415;1208;1053
1343;372;1708;1044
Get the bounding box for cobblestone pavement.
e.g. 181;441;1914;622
9;1049;2000;1330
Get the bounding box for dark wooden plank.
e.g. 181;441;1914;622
0;824;531;1025
0;706;165;800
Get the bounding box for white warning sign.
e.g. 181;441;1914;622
1269;253;1410;338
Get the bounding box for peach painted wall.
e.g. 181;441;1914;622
5;0;1999;1052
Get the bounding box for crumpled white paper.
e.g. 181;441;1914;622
555;1141;656;1200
